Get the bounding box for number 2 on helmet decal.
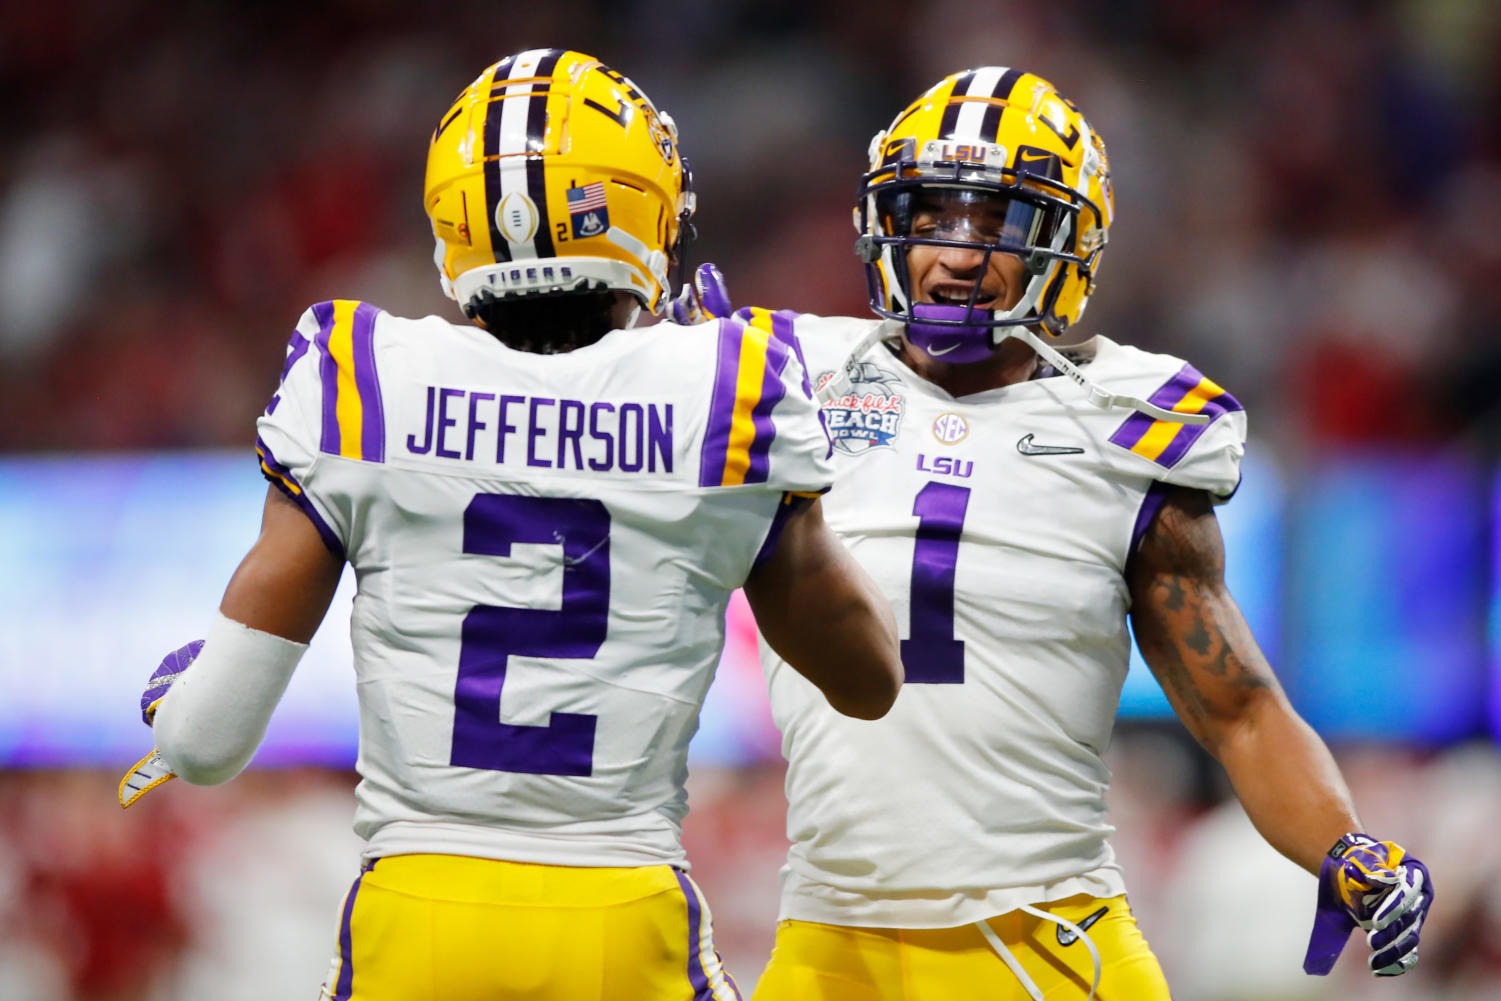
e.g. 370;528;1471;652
902;481;970;684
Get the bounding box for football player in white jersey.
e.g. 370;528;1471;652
691;68;1433;999
116;50;903;1001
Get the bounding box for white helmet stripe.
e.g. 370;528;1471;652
495;49;549;261
952;66;1007;139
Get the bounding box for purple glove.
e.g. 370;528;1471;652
1304;833;1433;977
668;263;733;323
140;639;204;725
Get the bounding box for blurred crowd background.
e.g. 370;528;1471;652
3;0;1501;998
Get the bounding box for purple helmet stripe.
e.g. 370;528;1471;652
523;52;563;260
673;869;713;1000
697;319;743;487
312;301;341;455
981;67;1024;139
350;302;385;463
256;436;346;558
743;336;792;484
330;867;366;1001
482;61;521;264
938;69;978;138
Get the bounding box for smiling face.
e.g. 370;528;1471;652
901;188;1032;313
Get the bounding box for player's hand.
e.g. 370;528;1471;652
120;640;204;809
1303;833;1433;977
668;263;733;323
140;639;204;725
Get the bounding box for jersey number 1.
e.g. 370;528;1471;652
450;494;608;775
903;481;970;684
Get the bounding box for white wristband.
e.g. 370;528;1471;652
153;611;308;785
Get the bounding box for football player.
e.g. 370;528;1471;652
118;49;903;1001
689;68;1433;999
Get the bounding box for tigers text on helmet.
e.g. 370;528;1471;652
856;67;1113;360
424;49;696;321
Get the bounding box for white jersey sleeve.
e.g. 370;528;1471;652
1085;338;1247;501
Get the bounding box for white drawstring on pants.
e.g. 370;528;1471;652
974;904;1102;1001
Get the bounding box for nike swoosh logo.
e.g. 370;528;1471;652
927;341;963;357
1056;905;1109;947
1018;151;1053;161
1017;433;1084;456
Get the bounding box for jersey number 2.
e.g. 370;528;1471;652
903;481;970;684
450;494;609;775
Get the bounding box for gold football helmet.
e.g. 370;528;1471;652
857;67;1113;346
424;49;695;319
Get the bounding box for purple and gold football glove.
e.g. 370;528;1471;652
667;263;733;324
118;640;203;809
1304;833;1433;977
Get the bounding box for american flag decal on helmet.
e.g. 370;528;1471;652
568;182;609;238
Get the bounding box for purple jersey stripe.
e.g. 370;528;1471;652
331;867;367;1001
766;310;831;456
673;869;713;1000
1124;480;1171;579
350;302;385;463
753;494;812;567
743;336;792;484
1106;365;1202;451
311;301;341;455
256;436;346;559
1107;410;1156;452
698;319;743;488
1107;364;1244;468
282;331;311;380
267;331;311;416
767;311;813;398
1154;406;1227;468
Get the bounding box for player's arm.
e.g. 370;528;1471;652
1128;484;1357;872
744;498;902;719
1130;485;1432;977
150;486;344;784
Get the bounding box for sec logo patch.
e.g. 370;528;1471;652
932;412;969;445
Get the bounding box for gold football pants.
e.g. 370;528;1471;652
753;893;1169;1000
318;853;741;1001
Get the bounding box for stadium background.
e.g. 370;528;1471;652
3;0;1500;997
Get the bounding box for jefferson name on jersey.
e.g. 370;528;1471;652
404;385;674;475
255;299;833;869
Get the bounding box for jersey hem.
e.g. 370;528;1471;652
361;819;689;870
776;864;1127;929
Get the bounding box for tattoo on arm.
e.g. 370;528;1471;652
1129;486;1277;746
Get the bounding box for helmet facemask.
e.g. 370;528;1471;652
856;139;1103;361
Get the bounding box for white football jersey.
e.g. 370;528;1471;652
756;312;1247;928
257;300;832;868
